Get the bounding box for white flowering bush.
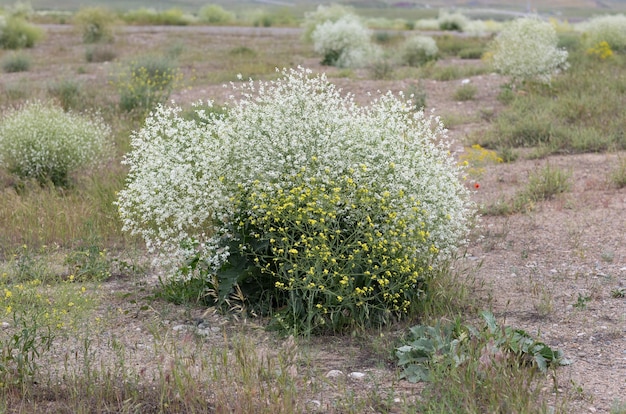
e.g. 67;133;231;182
301;3;353;42
400;35;439;67
438;10;470;32
117;67;472;334
489;17;568;84
0;101;111;187
312;15;379;68
576;14;626;52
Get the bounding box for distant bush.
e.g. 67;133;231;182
73;7;116;44
302;3;353;42
115;55;181;113
122;8;193;26
249;8;295;28
438;10;469;32
458;47;485;59
576;14;626;52
414;18;440;31
312;15;379;68
1;51;30;72
453;83;477;101
489;17;568;84
0;16;43;49
400;35;439;67
0;101;111;187
198;4;234;24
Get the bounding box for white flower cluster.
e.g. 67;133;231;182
312;14;379;68
117;67;473;280
490;17;568;84
0;100;111;185
400;35;439;67
576;14;626;51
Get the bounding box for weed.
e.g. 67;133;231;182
85;44;116;62
1;52;30;72
524;164;571;201
73;7;116;44
609;158;626;188
453;83;478;101
610;288;625;299
573;293;591;309
0;16;43;49
47;79;82;110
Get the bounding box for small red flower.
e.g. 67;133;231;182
474;183;480;189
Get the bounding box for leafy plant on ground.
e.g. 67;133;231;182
117;67;473;335
0;100;112;187
47;78;82;110
1;51;30;72
85;44;116;63
397;310;570;383
198;4;235;25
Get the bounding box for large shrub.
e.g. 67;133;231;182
0;101;111;187
0;15;43;49
489;17;568;84
438;10;469;32
400;35;439;67
117;68;472;334
576;14;626;52
312;15;379;68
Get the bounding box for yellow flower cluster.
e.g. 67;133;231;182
237;170;435;332
586;41;613;60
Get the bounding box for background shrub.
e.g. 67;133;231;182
47;79;82;110
489;17;568;84
121;8;192;26
576;14;626;52
301;3;353;42
73;7;116;44
312;15;379;68
438;10;469;32
115;55;181;113
1;51;30;72
0;100;111;187
117;68;472;335
399;35;439;67
0;16;43;49
198;4;234;25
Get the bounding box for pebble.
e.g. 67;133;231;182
1;322;9;329
348;372;366;380
172;324;190;332
325;369;344;378
307;400;321;409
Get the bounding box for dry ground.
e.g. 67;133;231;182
1;25;624;413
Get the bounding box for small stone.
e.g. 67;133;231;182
172;324;189;332
1;322;9;329
348;372;366;380
461;78;471;84
325;369;344;378
588;407;597;413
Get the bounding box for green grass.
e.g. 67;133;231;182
479;51;626;156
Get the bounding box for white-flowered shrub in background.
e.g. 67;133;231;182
117;67;473;334
0;100;111;187
312;15;379;68
400;35;439;67
489;17;568;84
575;14;626;52
301;3;353;42
438;10;470;32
